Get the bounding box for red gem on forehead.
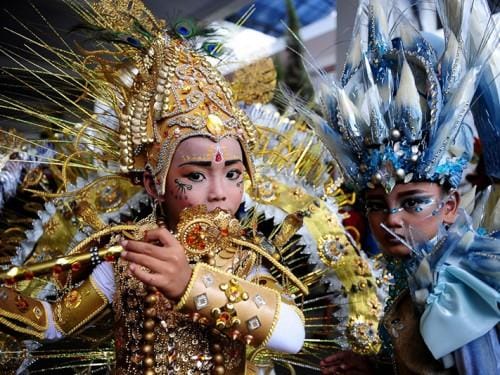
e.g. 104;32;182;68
215;150;222;163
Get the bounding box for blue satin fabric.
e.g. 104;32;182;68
454;327;500;375
420;265;500;359
404;210;500;362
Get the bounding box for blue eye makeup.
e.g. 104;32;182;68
366;196;437;215
401;197;435;212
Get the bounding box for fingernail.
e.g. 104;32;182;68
120;250;127;258
121;240;128;247
129;263;136;272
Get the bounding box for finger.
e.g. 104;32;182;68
321;355;339;364
129;263;163;288
320;365;342;374
144;228;176;246
121;239;166;259
122;251;161;273
321;352;348;364
340;362;354;371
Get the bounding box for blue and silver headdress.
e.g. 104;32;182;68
298;0;498;192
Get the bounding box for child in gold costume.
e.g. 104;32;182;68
0;1;307;373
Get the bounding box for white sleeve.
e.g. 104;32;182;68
246;265;305;353
91;262;115;302
265;302;305;353
246;264;271;280
42;301;62;340
43;262;115;340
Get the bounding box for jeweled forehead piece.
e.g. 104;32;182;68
117;35;256;194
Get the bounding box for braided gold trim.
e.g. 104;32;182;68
248;274;282;292
230;238;308;295
261;295;281;348
0;316;45;340
174;263;202;311
288;303;305;325
0;303;48;332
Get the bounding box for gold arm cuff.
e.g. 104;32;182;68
0;287;48;339
248;273;305;326
175;263;281;347
175;263;203;311
248;274;283;293
53;277;108;335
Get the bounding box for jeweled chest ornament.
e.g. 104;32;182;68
175;205;308;295
176;206;244;264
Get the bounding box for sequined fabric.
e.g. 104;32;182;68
113;260;247;374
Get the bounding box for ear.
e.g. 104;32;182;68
443;190;460;225
143;170;165;202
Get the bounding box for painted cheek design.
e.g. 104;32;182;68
174;179;192;200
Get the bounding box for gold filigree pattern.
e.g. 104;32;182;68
110;34;257;195
229;58;277;104
176;206;244;264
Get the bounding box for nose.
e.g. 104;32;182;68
383;209;405;228
207;178;226;202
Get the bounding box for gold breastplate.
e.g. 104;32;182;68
112;252;254;374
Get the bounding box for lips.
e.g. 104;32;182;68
383;233;406;245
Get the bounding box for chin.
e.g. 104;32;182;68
382;243;412;258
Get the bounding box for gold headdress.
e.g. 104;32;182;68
81;0;257;194
118;36;256;194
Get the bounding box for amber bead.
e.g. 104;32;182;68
143;356;154;368
144;331;156;342
144;318;155;331
145;307;156;318
145;294;158;305
212;365;225;375
142;344;153;354
213;353;224;365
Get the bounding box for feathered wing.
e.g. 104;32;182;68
242;104;386;370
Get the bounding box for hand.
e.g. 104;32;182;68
120;228;192;300
320;351;374;375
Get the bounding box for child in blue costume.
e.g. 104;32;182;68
292;0;499;373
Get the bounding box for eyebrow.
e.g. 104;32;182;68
366;189;432;201
178;161;211;167
395;189;432;199
225;159;243;166
178;159;243;168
